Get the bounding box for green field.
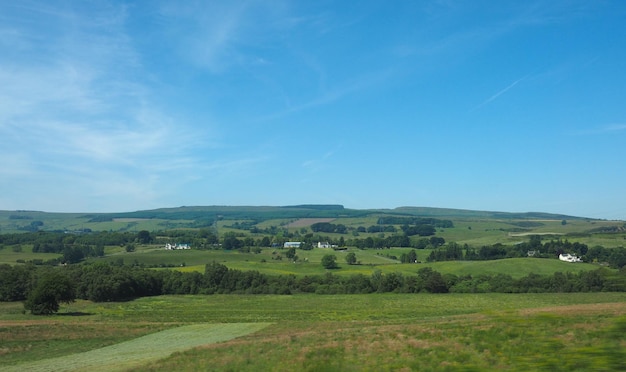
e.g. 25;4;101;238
2;293;626;371
81;244;602;279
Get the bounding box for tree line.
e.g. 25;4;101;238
3;262;626;315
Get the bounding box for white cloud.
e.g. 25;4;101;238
0;1;216;211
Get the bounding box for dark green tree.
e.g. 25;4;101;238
345;252;357;265
321;254;338;269
223;234;242;250
137;230;153;244
24;271;75;315
417;267;448;293
259;236;271;247
408;249;417;263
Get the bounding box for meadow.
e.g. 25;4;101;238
1;293;626;371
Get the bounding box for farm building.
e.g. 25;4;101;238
165;243;191;250
284;242;301;248
559;253;581;262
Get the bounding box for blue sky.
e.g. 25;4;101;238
1;1;625;219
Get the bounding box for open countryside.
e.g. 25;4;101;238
2;205;626;370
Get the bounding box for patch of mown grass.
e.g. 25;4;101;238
3;323;270;372
0;320;173;368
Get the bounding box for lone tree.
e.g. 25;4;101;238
24;271;75;315
321;254;338;269
345;252;357;265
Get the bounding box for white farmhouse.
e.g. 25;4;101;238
559;253;581;262
165;243;191;250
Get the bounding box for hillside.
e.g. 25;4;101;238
0;205;600;233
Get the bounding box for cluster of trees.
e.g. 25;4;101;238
426;237;626;269
0;231;138;250
349;236;445;250
4;262;626;315
400;224;436;237
376;217;454;228
310;222;348;234
358;225;397;233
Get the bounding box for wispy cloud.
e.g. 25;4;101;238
259;68;394;121
157;1;293;73
471;75;529;111
573;123;626;136
302;149;336;171
603;124;626;132
0;1;213;211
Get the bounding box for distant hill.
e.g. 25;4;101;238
0;205;596;233
391;207;586;220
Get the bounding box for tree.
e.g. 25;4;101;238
321;254;338;269
24;271;75;315
285;247;296;259
222;234;242;250
63;246;85;264
345;252;357;265
259;236;271;247
417;267;448;293
402;249;418;263
137;230;153;244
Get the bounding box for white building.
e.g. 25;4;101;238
165;243;191;250
559;253;581;263
284;242;301;248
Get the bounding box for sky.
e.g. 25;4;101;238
1;1;625;219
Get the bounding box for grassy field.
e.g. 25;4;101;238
1;240;606;279
1;293;626;371
82;244;603;279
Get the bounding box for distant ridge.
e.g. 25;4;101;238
1;205;591;221
392;207;587;220
0;205;605;233
281;204;345;210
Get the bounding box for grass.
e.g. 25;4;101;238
1;323;269;372
0;241;609;281
135;307;626;371
2;293;626;371
156;247;603;279
0;248;61;265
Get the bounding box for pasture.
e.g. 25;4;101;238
84;244;602;279
1;293;626;371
